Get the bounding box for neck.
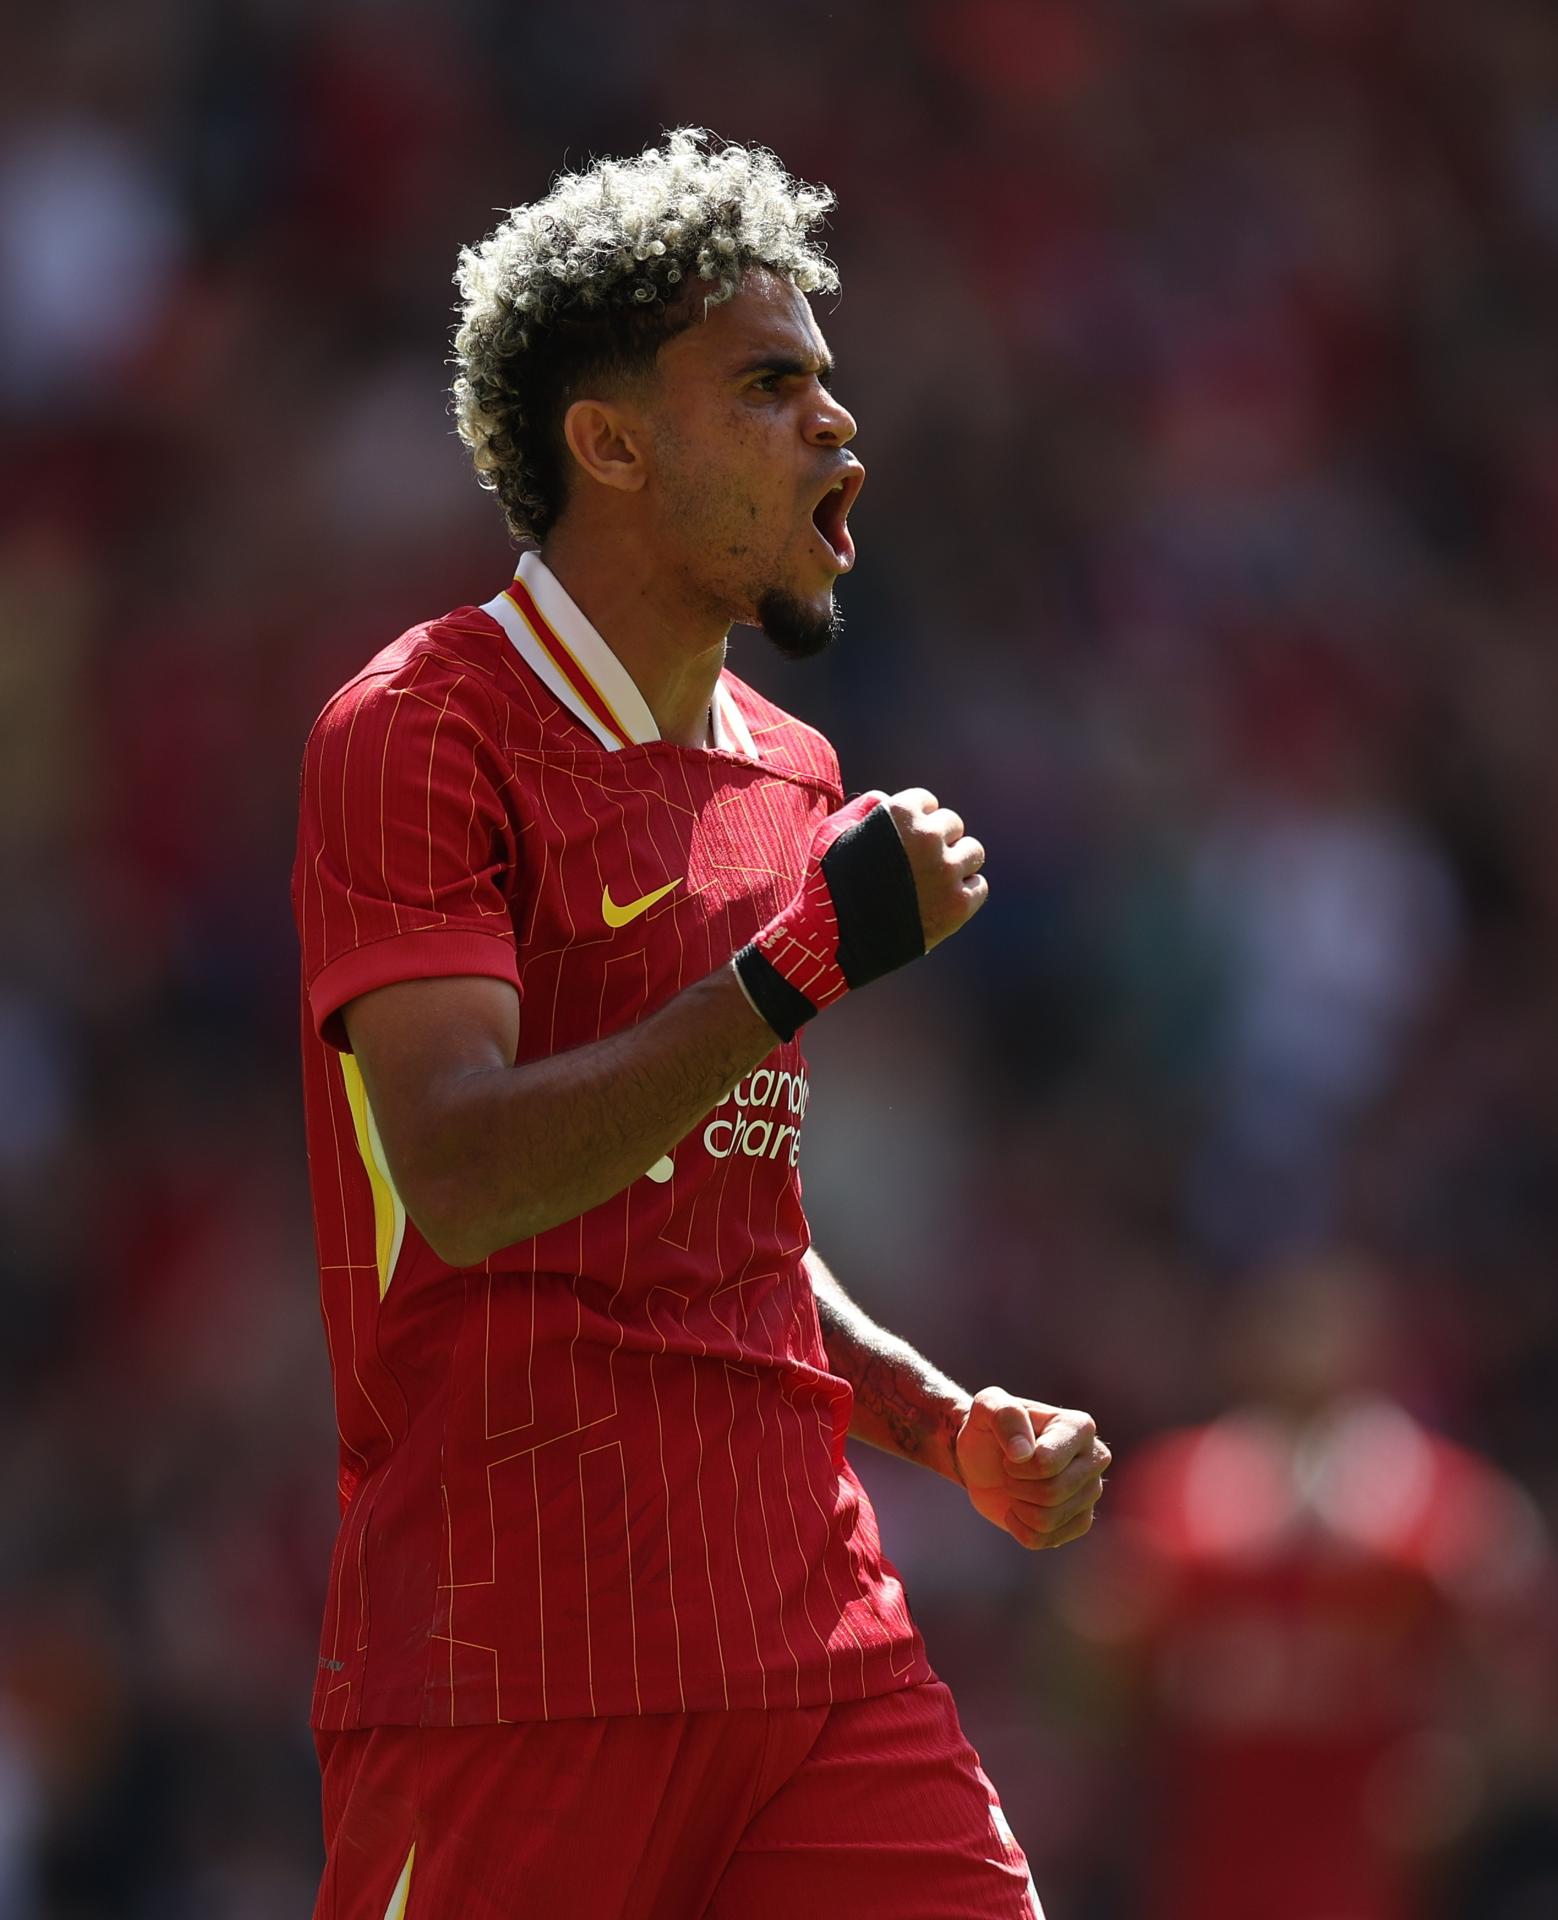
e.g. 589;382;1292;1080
541;517;730;748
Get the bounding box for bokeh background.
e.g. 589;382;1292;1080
3;1;1558;1914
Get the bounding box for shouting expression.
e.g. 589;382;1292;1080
642;271;865;657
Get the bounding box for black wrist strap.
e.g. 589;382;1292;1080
823;802;925;987
733;945;817;1043
734;802;926;1042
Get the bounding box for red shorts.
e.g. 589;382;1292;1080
313;1678;1044;1919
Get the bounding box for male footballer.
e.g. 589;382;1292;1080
294;129;1107;1919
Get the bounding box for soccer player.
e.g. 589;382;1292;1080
293;129;1108;1920
1063;1254;1550;1920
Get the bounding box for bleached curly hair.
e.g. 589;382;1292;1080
451;128;839;541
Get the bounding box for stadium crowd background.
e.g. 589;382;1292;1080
2;0;1557;1913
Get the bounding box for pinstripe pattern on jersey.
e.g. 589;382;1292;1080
295;589;930;1731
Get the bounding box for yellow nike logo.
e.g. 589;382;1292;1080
602;877;681;928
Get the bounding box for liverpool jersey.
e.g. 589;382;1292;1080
294;551;929;1727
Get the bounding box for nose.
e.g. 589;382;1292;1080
806;386;857;448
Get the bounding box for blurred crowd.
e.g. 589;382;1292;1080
2;0;1557;1914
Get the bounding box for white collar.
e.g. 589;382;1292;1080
482;552;758;758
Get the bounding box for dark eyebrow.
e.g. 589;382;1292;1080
737;353;836;389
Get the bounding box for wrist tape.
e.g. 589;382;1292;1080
734;792;925;1041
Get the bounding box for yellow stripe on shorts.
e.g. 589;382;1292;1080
382;1842;415;1920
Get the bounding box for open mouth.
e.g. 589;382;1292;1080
809;466;863;573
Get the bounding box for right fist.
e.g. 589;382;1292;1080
733;789;946;1041
886;788;988;950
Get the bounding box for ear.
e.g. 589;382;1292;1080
561;398;649;498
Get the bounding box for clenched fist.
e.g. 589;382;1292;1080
953;1389;1110;1550
885;788;988;950
733;785;988;1042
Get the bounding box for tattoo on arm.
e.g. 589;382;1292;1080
806;1250;970;1481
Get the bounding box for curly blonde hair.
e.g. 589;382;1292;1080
451;128;839;540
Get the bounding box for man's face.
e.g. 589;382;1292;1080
642;272;864;657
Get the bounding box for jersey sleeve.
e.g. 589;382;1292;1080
294;662;521;1050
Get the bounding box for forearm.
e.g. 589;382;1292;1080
806;1248;972;1483
348;779;992;1271
400;965;775;1262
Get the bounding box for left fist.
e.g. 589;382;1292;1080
953;1389;1109;1550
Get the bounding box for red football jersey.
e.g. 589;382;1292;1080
294;552;929;1729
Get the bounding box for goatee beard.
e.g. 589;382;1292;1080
755;588;841;661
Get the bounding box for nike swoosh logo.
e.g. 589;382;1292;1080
602;877;681;928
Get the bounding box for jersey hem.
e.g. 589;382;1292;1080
310;1644;933;1731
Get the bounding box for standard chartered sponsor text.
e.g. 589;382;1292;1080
702;1064;810;1166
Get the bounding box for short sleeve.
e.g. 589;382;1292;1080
293;660;521;1050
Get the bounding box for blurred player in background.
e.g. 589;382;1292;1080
292;130;1107;1919
1064;1251;1552;1920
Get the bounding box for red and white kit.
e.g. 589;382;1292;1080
294;551;932;1733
